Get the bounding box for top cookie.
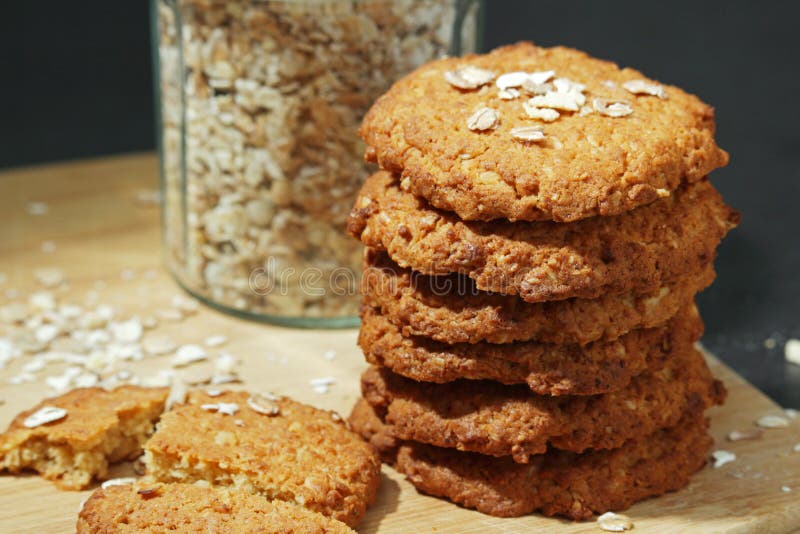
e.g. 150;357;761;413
360;42;728;222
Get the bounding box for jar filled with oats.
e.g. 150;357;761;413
152;0;483;326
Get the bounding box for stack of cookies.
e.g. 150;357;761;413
346;43;739;519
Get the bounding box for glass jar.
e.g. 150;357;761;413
151;0;483;327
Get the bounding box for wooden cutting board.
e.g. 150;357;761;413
0;154;798;533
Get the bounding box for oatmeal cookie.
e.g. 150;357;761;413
349;171;738;303
349;399;713;519
359;42;728;222
362;248;714;345
361;346;725;462
0;386;168;490
142;391;380;527
359;302;702;396
77;482;353;533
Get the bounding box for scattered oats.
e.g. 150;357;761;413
209;373;240;385
597;512;634;532
40;241;56;253
467;107;499;131
74;373;99;388
33;268;65;288
794;443;800;453
603;80;618;89
522;101;560;122
444;65;495;89
782;486;792;493
204;335;227;347
234;419;245;427
727;429;763;442
141;369;174;388
786;408;798;418
206;389;222;397
497;88;520;100
784;339;800;366
34;324;60;345
213;353;237;375
712;450;736;468
135;189;162;205
323;350;336;361
172;344;207;367
142;316;158;329
166;380;188;410
27;202;49;216
156;308;184;322
592;98;633;117
101;478;137;489
0;303;28;323
0;338;21;366
756;415;790;428
510;126;545;142
310;376;336;394
109;318;143;343
623;79;667;99
201;402;239;416
8;373;36;385
45;367;82;392
59;304;83;319
22;359;46;373
172;295;199;315
120;269;136;282
142;336;177;356
247;393;281;416
23;406;67;428
29;291;56;312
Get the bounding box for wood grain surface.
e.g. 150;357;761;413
0;154;798;533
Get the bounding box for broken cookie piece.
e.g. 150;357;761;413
77;482;353;533
0;386;168;489
142;390;380;528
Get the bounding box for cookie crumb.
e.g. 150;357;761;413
597;511;633;531
712;450;736;468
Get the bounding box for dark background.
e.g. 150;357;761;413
2;1;798;406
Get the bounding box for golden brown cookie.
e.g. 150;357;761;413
359;42;728;222
142;391;380;527
361;345;724;462
77;482;353;533
349;399;713;520
359;302;702;395
362;248;714;345
0;386;168;490
348;171;738;303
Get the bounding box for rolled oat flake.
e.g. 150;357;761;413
467;107;499;131
23;406;68;428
